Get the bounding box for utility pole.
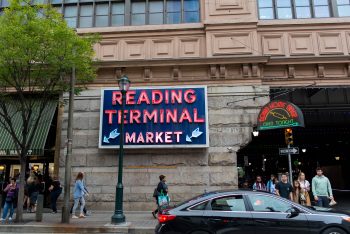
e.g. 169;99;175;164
62;62;75;223
287;144;293;184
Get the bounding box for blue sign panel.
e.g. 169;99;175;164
99;86;209;148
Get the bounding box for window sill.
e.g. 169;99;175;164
77;22;204;34
258;17;350;26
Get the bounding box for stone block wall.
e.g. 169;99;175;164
59;85;269;210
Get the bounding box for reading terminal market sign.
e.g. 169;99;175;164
99;86;209;148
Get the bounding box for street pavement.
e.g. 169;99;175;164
0;211;157;234
0;190;348;234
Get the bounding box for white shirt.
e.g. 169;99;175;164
299;180;310;191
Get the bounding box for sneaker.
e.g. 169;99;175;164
0;218;5;224
79;214;86;218
8;217;12;223
72;215;79;219
51;211;57;214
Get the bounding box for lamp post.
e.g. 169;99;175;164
111;75;130;224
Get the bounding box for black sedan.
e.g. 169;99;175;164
155;190;350;234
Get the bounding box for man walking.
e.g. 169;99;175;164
312;168;333;207
276;173;293;200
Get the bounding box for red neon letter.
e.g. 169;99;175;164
171;90;182;104
184;89;196;104
112;91;122;105
126;90;136;105
105;110;116;124
130;110;141;124
166;109;177;123
137;91;151;104
137;132;145;143
179;109;193;123
193;108;205;123
165;132;172;143
152;90;163;105
143;110;158;123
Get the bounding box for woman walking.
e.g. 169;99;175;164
152;175;168;219
49;176;62;214
292;180;311;206
27;174;40;213
1;178;18;224
72;172;88;219
298;172;311;192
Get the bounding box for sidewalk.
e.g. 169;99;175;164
0;211;157;234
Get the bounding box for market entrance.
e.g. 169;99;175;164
237;88;350;190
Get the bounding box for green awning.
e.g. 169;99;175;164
0;100;57;156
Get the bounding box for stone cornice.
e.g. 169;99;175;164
268;56;350;65
94;56;270;68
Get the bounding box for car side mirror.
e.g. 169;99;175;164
286;207;299;218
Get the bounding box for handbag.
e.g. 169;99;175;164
329;199;337;206
157;193;170;207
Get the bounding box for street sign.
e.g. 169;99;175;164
279;147;299;155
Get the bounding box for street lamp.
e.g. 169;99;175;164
111;75;131;224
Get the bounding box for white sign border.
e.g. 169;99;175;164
98;85;209;149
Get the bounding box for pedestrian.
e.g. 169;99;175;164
48;176;62;214
1;178;19;224
152;175;168;219
312;168;334;207
298;172;311;192
27;174;40;213
275;173;293;200
266;174;276;193
252;176;266;191
292;180;311;206
72;172;89;219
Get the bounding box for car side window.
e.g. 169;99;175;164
249;195;292;213
189;201;208;211
210;195;246;212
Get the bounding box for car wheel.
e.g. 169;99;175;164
322;227;347;234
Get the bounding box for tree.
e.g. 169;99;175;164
0;0;98;222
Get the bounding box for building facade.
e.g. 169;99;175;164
57;0;350;210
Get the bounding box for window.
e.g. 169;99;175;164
276;0;293;19
131;1;146;25
337;0;350;16
295;0;312;18
313;0;330;17
64;5;77;28
149;1;163;25
211;196;246;212
167;0;181;24
112;2;125;26
79;4;93;28
258;0;348;19
95;3;109;27
249;195;293;212
258;0;275;19
184;0;200;22
43;0;199;28
189;201;208;211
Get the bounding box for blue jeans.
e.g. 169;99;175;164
2;202;14;219
317;196;330;207
72;197;85;215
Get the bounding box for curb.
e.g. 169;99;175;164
0;224;155;234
